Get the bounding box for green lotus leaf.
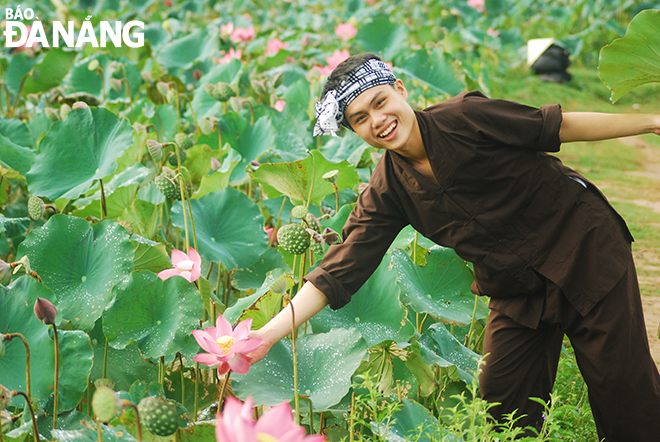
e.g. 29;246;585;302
0;276;59;408
22;48;77;94
16;216;134;331
0;277;93;413
89;319;158;392
310;253;414;347
232;328;369;410
394;48;465;97
356;15;409;61
392;247;488;326
155;29;218;70
72;184;139;219
119;199;161;239
171;188;268;270
52;424;138;442
62;53;113;100
103;271;204;360
0;117;35;148
131;240;172;274
26;107;134;200
250;149;360;206
229;116;276;185
5;53;36;95
598;9;660;102
0;214;31;238
0;133;34;176
183;144;214;185
419;323;481;383
380;399;444;442
231;247;289;291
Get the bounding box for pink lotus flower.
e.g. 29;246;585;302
220;22;234;37
487;27;499;37
218;48;242;65
273;100;286;112
157;247;202;282
192;316;263;375
265;226;277;246
265;38;289;56
313;49;350;77
334;23;357;40
216;396;326;442
231;25;255;43
467;0;485;12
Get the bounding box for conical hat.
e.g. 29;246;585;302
527;38;555;65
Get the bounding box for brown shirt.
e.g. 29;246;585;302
306;91;633;328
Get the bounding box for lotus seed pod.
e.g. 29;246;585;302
27;93;39;106
322;170;338;185
72;101;89;110
138;396;179;437
174;133;193;150
161;166;177;179
199;118;214;135
1;409;11;433
157;81;171;96
0;384;12;410
291;205;308;220
204;83;218;98
87;59;100;71
310;241;324;256
305;213;322;233
45;108;59;122
117;220;133;235
169;151;187;167
277;223;310;255
214;82;236;102
27;196;46;220
166;89;178;104
110;78;123;93
270;277;287;294
60;103;71;119
306;228;323;245
0;260;10;286
94;378;115;389
146;139;163;162
92;386;122;423
154;176;179;199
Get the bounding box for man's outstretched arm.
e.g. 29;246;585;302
559;112;660;143
245;281;329;365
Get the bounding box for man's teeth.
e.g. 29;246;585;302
379;121;396;138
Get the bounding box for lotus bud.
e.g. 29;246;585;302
214;82;236;102
301;35;310;48
0;334;5;358
146;139;163;162
193;69;203;81
291;205;308;220
0;384;12;410
249;160;260;168
141;71;154;82
229;96;242;113
110;78;123;92
60;103;71;119
199;118;214;135
250;79;267;95
87;59;100;71
0;259;13;286
27;93;39;106
270;277;287;294
211;157;221;171
322;170;338;185
92;386;123;423
322;227;340;245
72;101;89;110
45;108;60;122
34;297;58;325
157;81;171;96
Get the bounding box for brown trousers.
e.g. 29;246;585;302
480;256;660;442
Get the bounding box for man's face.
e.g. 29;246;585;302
344;79;417;153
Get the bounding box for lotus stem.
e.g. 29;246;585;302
286;295;300;424
185;196;198;251
52;323;60;430
12;390;39;442
159;356;165;385
99;179;108;220
178;353;185;407
465;296;481;349
194;362;199;420
122;401;142;442
305;153;315;211
218;371;231;409
187;101;199;133
103;337;109;379
5;333;31;400
96;419;104;442
349;391;355;442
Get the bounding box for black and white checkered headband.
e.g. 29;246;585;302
313;59;396;137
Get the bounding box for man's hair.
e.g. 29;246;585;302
320;52;382;99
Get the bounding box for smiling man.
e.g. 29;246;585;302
248;53;660;440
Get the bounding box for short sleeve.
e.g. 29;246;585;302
304;175;408;310
458;91;563;152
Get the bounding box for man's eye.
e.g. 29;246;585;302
377;98;386;107
355;115;365;124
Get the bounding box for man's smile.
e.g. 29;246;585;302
378;120;397;138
